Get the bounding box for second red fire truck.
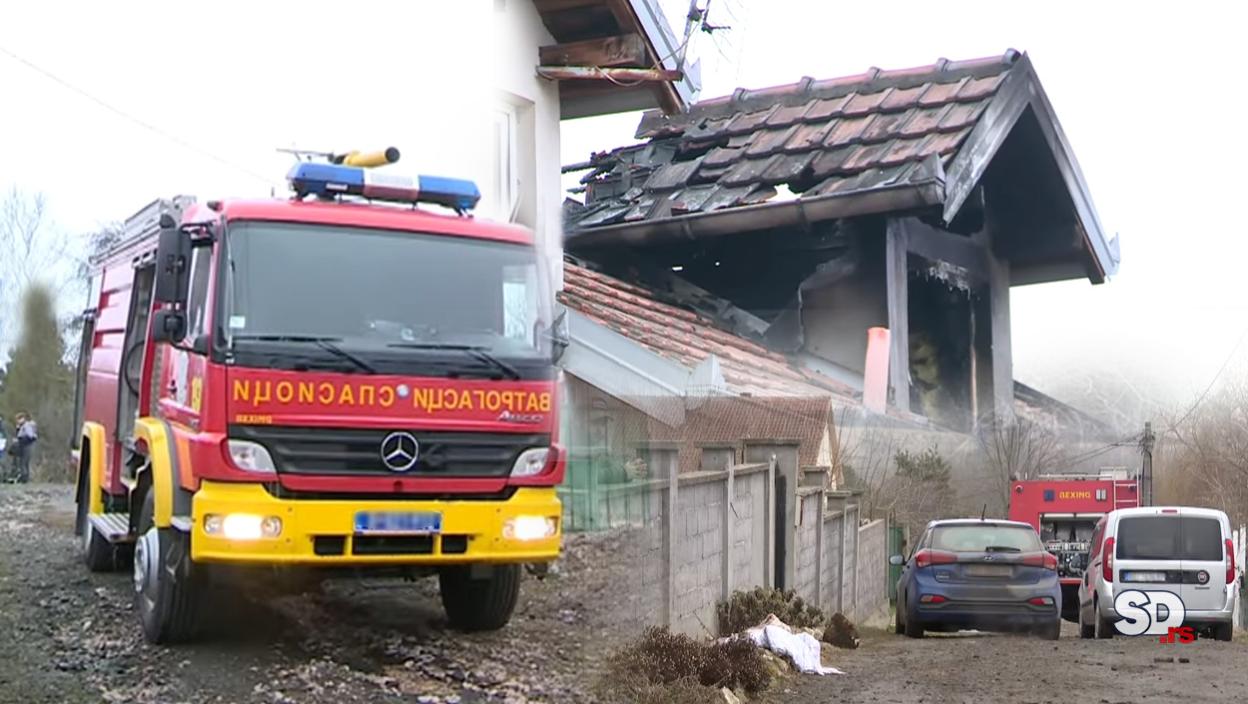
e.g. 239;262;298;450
1008;471;1141;621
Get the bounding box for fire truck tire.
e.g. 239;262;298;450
77;486;119;573
134;491;201;644
439;564;520;632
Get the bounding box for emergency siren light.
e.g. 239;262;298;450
283;146;481;213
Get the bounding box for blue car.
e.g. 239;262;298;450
891;518;1062;640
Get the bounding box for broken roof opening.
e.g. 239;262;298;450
564;49;1117;285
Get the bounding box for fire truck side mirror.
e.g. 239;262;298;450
151;309;186;344
153;215;191;306
549;309;570;363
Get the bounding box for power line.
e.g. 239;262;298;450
0;44;271;186
1170;321;1248;432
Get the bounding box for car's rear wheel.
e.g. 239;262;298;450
1212;621;1233;642
1093;597;1114;639
1078;604;1094;639
1039;618;1061;640
903;604;924;638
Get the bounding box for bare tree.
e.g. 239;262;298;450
976;415;1068;509
0;188;80;352
1162;377;1248;525
834;408;901;519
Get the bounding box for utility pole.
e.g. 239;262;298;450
1140;421;1156;506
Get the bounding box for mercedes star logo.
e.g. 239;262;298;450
380;432;419;472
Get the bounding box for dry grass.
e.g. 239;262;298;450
596;626;772;703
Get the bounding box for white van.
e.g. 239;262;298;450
1078;506;1237;641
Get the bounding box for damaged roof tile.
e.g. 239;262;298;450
560;261;855;398
567;50;1023;231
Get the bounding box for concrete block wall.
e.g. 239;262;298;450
821;510;844;614
731;467;769;591
572;450;890;635
793;489;822;603
855;519;890;624
672;476;725;636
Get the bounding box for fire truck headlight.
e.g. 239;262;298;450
504;515;557;541
511;448;550;478
227;440;276;473
204;513;283;540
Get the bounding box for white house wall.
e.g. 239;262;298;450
491;0;565;290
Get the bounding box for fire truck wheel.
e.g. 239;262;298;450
133;491;201;644
438;564;521;632
77;490;118;573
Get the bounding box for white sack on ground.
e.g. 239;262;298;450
743;615;846;675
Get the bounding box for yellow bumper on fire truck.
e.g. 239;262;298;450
189;481;561;565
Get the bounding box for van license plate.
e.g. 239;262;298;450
354;512;442;535
965;564;1012;577
1122;571;1167;582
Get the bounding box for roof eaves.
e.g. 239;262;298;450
625;0;701;110
941;53;1116;281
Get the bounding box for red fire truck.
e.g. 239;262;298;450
69;148;567;643
1008;471;1141;621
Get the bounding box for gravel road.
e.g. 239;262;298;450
0;484;640;704
762;621;1248;703
5;483;1247;704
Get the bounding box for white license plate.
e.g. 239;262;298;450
1122;571;1167;582
965;564;1012;577
354;511;442;535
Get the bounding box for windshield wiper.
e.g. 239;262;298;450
234;335;376;374
386;342;520;380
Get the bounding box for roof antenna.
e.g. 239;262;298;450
981;504;987;521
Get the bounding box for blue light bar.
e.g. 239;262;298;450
286;162;481;211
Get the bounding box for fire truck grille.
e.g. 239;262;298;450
229;425;549;478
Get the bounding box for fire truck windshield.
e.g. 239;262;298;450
218;221;554;379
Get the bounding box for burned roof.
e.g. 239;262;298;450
566;49;1117;284
559;259;857;400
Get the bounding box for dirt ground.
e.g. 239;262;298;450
0;484;644;704
761;623;1248;704
4;483;1248;704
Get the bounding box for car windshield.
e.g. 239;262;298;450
930;524;1042;553
1116;516;1222;561
220;221;553;374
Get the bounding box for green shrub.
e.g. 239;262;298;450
716;587;826;635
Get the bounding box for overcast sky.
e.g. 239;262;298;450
562;0;1248;409
3;1;1245;411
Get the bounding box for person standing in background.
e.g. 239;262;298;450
11;413;37;483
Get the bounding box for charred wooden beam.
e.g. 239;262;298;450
540;33;647;68
533;0;601;12
537;65;682;82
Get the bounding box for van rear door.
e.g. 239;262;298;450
1177;511;1228;612
1115;514;1182;593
